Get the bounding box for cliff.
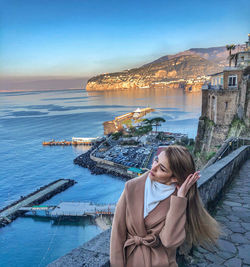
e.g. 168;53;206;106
86;55;222;91
195;66;250;155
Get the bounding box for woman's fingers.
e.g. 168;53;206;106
186;172;201;188
177;171;201;197
184;173;193;185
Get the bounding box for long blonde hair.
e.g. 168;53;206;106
164;145;220;254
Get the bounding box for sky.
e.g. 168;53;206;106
0;0;249;81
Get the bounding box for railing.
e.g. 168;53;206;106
204;137;250;169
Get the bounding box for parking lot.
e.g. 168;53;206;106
94;145;155;169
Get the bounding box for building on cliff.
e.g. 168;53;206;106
195;34;250;154
103;108;155;135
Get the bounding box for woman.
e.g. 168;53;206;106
110;145;220;267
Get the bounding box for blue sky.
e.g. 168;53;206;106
1;0;249;78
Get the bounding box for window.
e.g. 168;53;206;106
228;75;237;87
225;102;228;110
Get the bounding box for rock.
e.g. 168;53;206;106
244;231;250;240
226;215;239;222
223;258;242;267
203;253;225;264
230;233;248;244
241;223;250;231
218;239;237;254
238;244;250;264
217;250;235;260
223;200;242;207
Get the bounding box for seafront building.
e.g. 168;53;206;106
103;107;154;135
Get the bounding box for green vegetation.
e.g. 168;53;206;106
203;116;215;128
111;131;123;140
123;119;133;128
175;137;195;155
206;151;216;161
142;117;166;133
119;140;139;146
226;44;236;67
134;125;152;136
227;116;247;138
156;132;175;141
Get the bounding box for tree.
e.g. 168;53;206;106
141;118;151;126
226;44;236;67
134;125;152;136
149;117;166;133
112;131;123;140
230;53;238;67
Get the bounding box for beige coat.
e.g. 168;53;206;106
110;171;187;267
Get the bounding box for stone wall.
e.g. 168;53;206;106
201;89;209;117
215;90;238;125
198;145;249;207
243;79;250;127
103;121;123;135
205;89;238;125
47;146;250;267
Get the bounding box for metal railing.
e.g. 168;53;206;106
204;137;250;169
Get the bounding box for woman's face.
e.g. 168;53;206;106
149;151;177;185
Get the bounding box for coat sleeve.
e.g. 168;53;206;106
110;186;127;267
159;195;187;248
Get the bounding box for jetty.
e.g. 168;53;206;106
20;202;116;218
43;137;99;146
0;179;76;227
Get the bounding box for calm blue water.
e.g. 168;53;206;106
0;88;201;266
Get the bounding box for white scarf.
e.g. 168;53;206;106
144;175;176;218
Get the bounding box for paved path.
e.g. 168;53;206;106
188;159;250;267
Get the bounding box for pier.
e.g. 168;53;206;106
43;137;99;146
0;179;76;227
42;140;92;146
20;202;116;218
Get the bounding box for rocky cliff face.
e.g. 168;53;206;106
86;54;222;91
195;66;250;154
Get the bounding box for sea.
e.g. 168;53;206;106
0;88;201;267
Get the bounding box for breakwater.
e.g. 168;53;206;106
74;149;132;179
0;179;76;228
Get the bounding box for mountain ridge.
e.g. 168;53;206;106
86;45;244;92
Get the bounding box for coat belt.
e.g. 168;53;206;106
123;233;160;261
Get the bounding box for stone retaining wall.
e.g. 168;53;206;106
198;145;250;208
48;145;250;267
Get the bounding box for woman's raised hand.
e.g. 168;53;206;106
176;171;200;198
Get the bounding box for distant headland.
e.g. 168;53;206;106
86;45;244;92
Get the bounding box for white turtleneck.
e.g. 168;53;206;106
144;175;176;218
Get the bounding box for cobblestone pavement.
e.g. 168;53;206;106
188;159;250;267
